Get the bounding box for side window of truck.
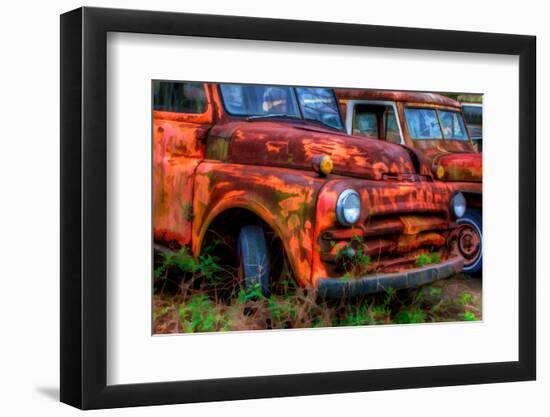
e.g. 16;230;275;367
153;81;207;114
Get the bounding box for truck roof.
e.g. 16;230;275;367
335;89;460;107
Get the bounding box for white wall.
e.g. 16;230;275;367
0;0;546;415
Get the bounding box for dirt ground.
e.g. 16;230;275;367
419;274;482;321
426;275;482;303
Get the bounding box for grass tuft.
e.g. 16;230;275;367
415;252;442;268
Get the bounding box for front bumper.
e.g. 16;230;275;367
316;255;463;298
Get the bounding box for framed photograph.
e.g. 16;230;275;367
60;6;536;409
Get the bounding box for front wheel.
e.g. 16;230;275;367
457;209;483;275
238;225;271;296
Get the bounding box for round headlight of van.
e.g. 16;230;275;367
451;192;467;218
336;189;361;226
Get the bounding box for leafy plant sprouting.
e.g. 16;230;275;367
154;246;223;285
334;234;371;276
393;307;426;324
458;292;474;306
371;304;391;324
178;294;229;333
415;252;442;268
237;282;265;303
154;247;196;280
338;304;374;327
462;311;477;321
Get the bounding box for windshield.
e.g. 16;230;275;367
439;110;468;140
295;87;343;130
220;84;301;118
404;108;442;139
219;84;343;130
405;107;469;141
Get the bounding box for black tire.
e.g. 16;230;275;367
457;209;483;275
238;225;271;296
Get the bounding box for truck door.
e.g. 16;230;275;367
153;81;213;248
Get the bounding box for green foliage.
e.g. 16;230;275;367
458;292;474;306
338;304;374;327
394;308;426;324
335;235;371;276
154;246;223;284
237;283;265;303
415;252;442;268
153;238;481;333
463;311;477;321
371;304;391;323
384;287;397;305
428;286;443;297
154;247;197;280
178;294;229;333
268;297;298;327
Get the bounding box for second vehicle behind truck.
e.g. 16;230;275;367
336;89;482;274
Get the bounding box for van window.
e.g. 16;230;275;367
153;81;206;114
385;110;401;144
353;103;402;143
354;112;378;137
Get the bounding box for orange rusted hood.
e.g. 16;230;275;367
434;152;482;182
220;121;416;180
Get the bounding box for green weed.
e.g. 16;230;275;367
463;311;477;321
394;308;426;324
154;246;224;285
338;304;374;327
415;252;441;268
237;283;265;303
335;235;371;276
458;292;474;306
178;294;229;333
153;241;480;333
428;286;443;297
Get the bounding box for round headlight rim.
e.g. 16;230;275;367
336;189;361;226
451;191;467;219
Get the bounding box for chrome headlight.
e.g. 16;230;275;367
451;192;466;218
336;189;361;226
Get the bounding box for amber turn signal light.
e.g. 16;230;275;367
312;155;333;176
436;165;445;179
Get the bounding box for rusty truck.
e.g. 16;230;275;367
153;81;467;297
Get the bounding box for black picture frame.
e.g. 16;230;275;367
60;6;536;410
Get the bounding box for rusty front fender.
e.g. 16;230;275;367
191;162;327;287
